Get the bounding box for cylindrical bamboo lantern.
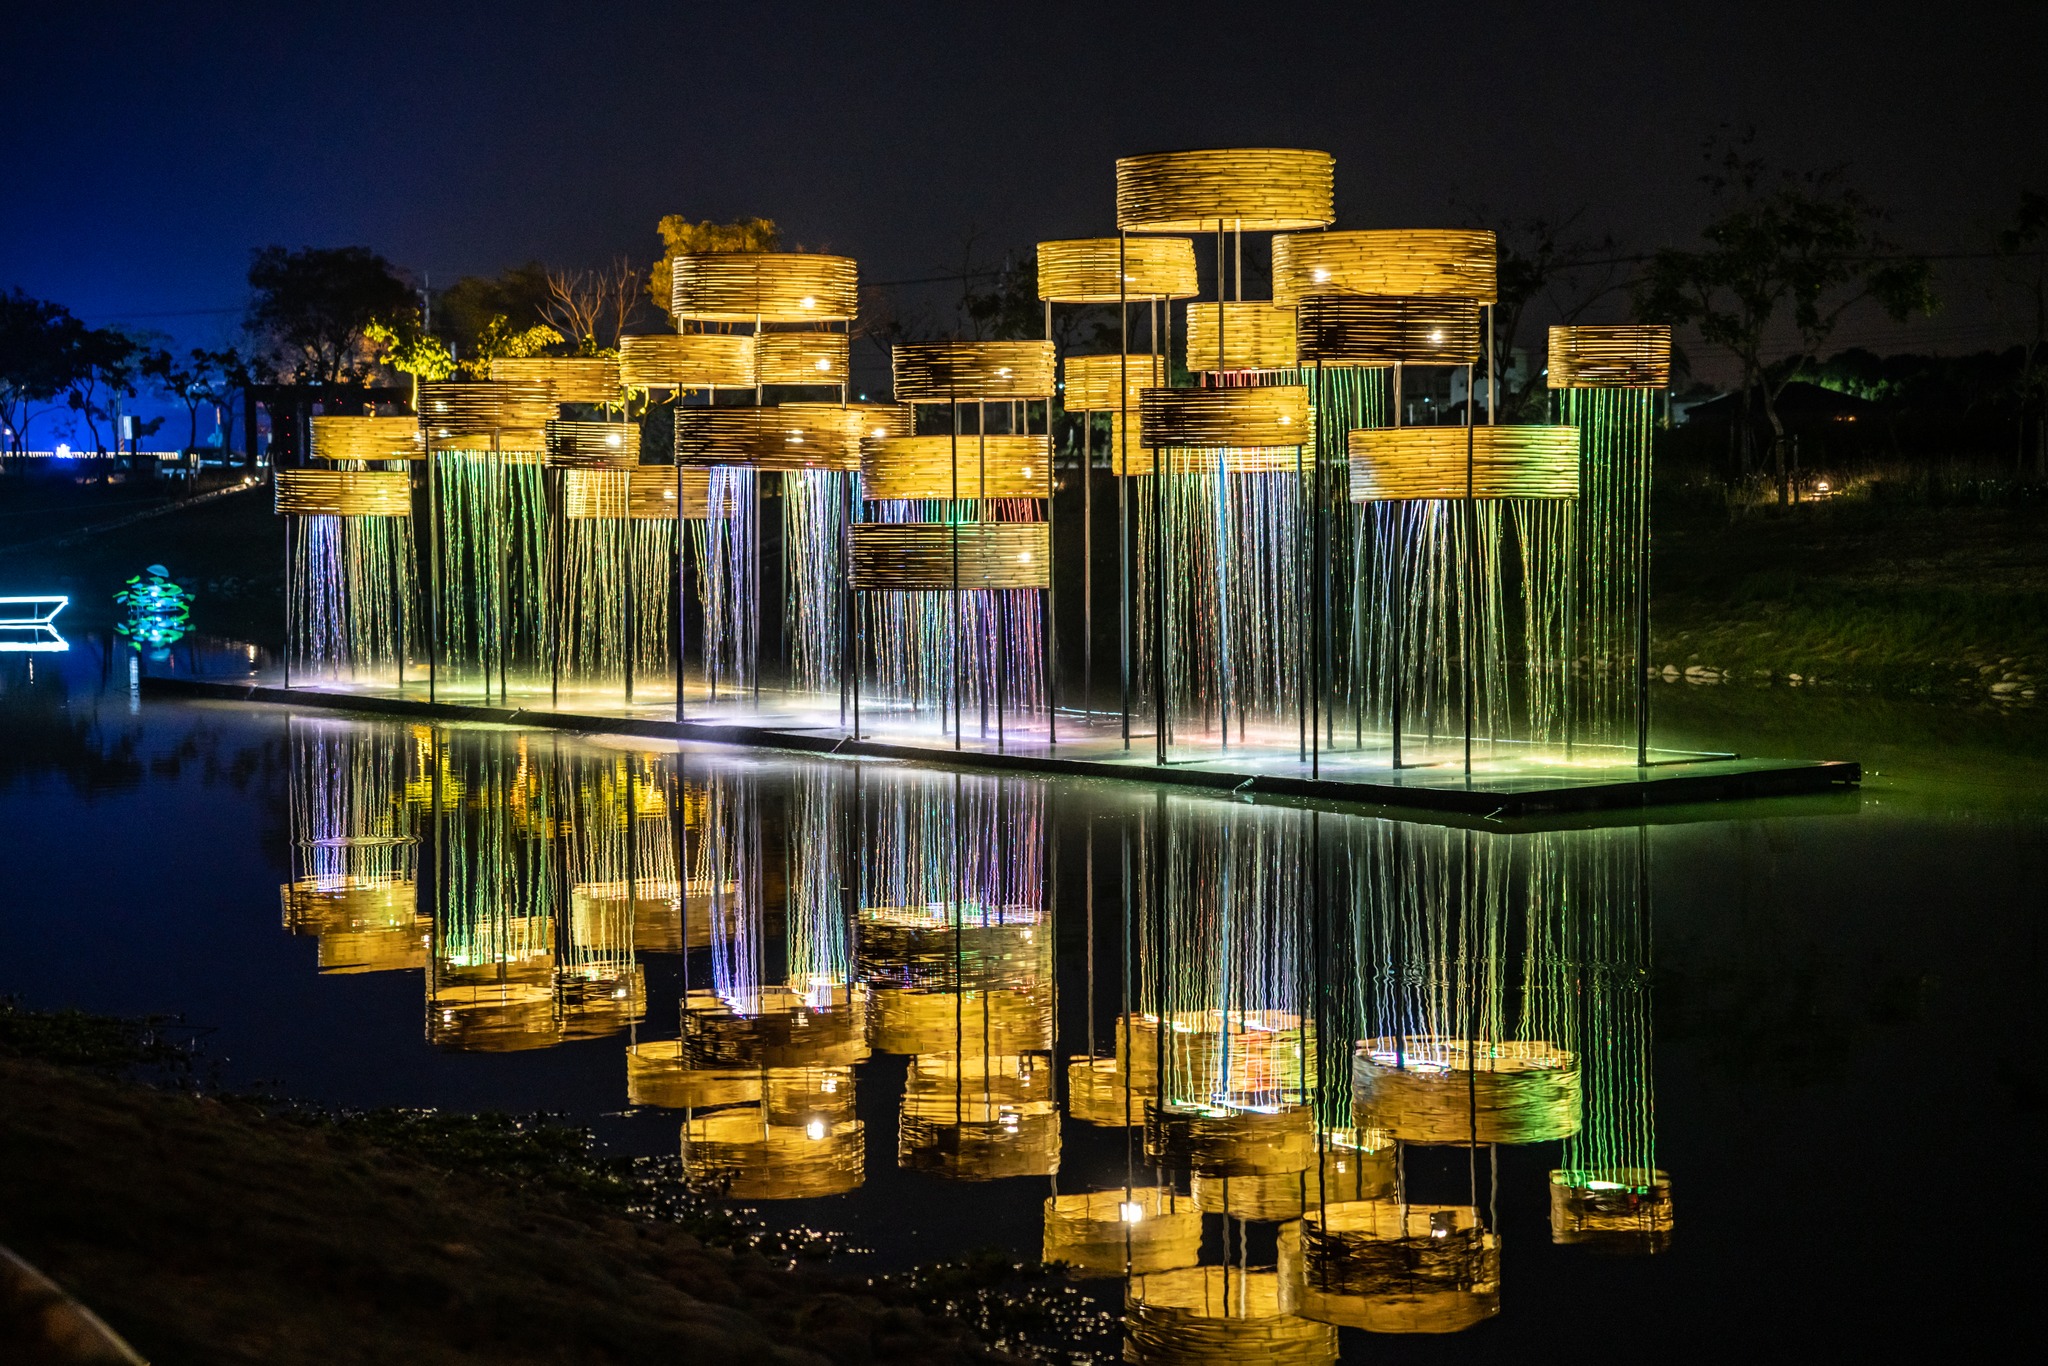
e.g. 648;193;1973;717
670;253;859;323
859;434;1052;500
625;1040;763;1109
849;522;1051;591
681;986;868;1069
1037;237;1200;302
315;926;428;975
1190;1130;1394;1219
899;1053;1059;1180
419;381;556;452
561;466;717;520
618;333;758;390
754;330;853;386
559;963;646;1039
1125;1267;1337;1365
1547;1168;1674;1254
682;1107;866;1199
274;468;412;517
1271;230;1499;307
764;1065;858;1128
865;986;1052;1055
1118;1009;1316;1102
1063;353;1168;412
1547;325;1673;388
1144;1102;1315;1178
1184;302;1298;372
892;341;1057;401
1066;1055;1139;1126
308;415;422;463
1295;295;1483;367
1346;426;1581;502
280;877;418;933
1043;1188;1202;1277
1140;385;1311;451
545;420;639;467
674;405;877;470
1116;149;1337;233
427;982;561;1052
489;356;621;405
1351;1037;1581;1144
1278;1202;1500;1333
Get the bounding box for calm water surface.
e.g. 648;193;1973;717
4;633;2043;1358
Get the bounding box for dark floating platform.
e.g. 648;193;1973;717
140;675;1860;819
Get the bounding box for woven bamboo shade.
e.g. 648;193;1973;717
1144;1102;1315;1178
1190;1131;1394;1219
860;435;1052;500
1067;1055;1139;1126
546;420;640;467
755;330;852;386
1278;1202;1500;1334
1271;230;1499;307
1044;1188;1202;1278
309;415;422;463
1184;303;1298;372
1295;296;1483;366
428;983;561;1053
315;927;428;975
559;965;646;1039
849;522;1051;591
562;466;716;520
1352;1037;1580;1144
1140;385;1310;450
681;986;868;1069
866;987;1051;1055
1063;353;1168;412
280;877;418;931
1347;426;1580;502
1547;1169;1674;1254
764;1065;858;1127
899;1053;1059;1180
893;341;1056;401
571;878;723;953
489;356;621;404
857;905;1046;982
683;1107;866;1199
625;1040;761;1109
674;406;876;470
274;468;411;517
670;253;859;323
1037;237;1200;302
419;381;556;451
1116;149;1336;233
1125;1267;1337;1365
618;333;758;390
1547;325;1672;388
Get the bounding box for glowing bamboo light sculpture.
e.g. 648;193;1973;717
490;355;623;406
1044;1188;1201;1279
899;1050;1060;1179
308;415;423;463
682;1105;865;1199
550;750;666;1039
1272;230;1499;308
276;454;415;687
617;333;758;392
852;341;1058;749
279;716;425;974
1125;1267;1336;1366
1184;303;1297;373
1549;324;1671;763
1278;1200;1501;1333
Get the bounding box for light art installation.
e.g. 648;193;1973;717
279;716;425;974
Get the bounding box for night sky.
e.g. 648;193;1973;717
8;1;2046;364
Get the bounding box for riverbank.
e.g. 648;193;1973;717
0;1005;1011;1365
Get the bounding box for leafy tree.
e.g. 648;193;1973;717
647;216;780;311
459;316;562;377
434;262;551;359
245;245;414;383
364;313;455;406
1995;189;2048;477
0;288;88;455
64;327;142;455
1634;133;1936;502
142;346;248;456
1459;208;1628;421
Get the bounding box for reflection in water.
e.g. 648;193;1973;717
278;721;1671;1354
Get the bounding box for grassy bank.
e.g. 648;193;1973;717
0;1003;1024;1365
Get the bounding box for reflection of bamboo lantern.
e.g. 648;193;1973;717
1347;426;1581;502
1119;1009;1316;1101
899;1052;1060;1180
848;523;1051;591
859;435;1052;500
558;963;645;1039
1063;354;1168;412
1547;325;1672;389
571;876;724;953
867;987;1051;1054
1352;1037;1580;1144
1271;229;1498;307
670;253;859;322
891;341;1057;401
1066;1054;1139;1126
754;330;851;386
428;982;561;1052
1125;1267;1336;1364
545;420;640;466
618;333;758;390
489;356;621;405
309;415;423;462
682;1106;865;1198
1044;1188;1201;1277
1190;1130;1394;1219
1037;237;1200;302
419;381;556;452
1184;302;1297;372
1295;295;1483;367
682;985;868;1069
1116;149;1336;233
1547;1168;1673;1253
274;469;413;517
1140;385;1311;451
624;1039;760;1109
1144;1102;1314;1178
1278;1201;1500;1333
281;877;417;931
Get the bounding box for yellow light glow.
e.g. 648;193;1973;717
1119;1201;1146;1223
815;358;832;371
605;432;622;447
806;1119;827;1140
799;296;816;309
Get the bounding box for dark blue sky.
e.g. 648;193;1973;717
7;0;2045;358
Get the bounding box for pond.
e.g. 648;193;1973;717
3;630;2043;1358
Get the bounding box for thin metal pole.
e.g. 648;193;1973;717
1044;392;1058;746
1082;408;1093;722
951;393;962;749
1464;363;1476;779
1637;388;1654;766
282;510;293;690
675;455;686;723
1391;364;1403;769
549;468;561;707
623;493;635;706
1118;236;1131;749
